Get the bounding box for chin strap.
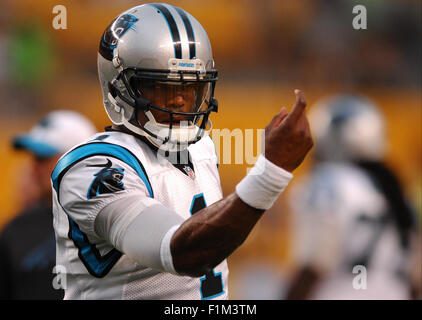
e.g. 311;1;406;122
110;97;211;152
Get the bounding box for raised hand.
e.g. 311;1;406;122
264;89;313;172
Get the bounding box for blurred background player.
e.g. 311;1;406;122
0;111;96;299
284;94;418;300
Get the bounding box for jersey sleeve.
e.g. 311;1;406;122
56;154;155;239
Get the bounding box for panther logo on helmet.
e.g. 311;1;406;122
99;14;139;61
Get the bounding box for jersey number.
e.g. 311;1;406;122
190;194;224;299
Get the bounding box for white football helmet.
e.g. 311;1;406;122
97;3;218;152
310;94;387;162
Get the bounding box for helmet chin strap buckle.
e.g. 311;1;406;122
209;98;218;113
112;48;124;73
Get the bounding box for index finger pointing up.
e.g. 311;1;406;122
286;89;307;122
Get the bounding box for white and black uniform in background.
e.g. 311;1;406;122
289;161;415;300
52;129;228;300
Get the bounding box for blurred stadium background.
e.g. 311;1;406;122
0;0;420;299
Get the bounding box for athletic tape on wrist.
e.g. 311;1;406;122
235;154;293;210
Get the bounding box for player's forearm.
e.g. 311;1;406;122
171;153;299;277
171;193;264;277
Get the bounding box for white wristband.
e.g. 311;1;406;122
235;154;293;210
160;224;181;275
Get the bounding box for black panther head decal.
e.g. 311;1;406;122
99;13;139;61
87;159;125;200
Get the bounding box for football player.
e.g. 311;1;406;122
285;94;417;299
51;3;312;299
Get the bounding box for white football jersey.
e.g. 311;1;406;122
52;130;229;300
289;162;411;300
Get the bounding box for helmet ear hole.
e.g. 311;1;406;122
108;82;118;98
